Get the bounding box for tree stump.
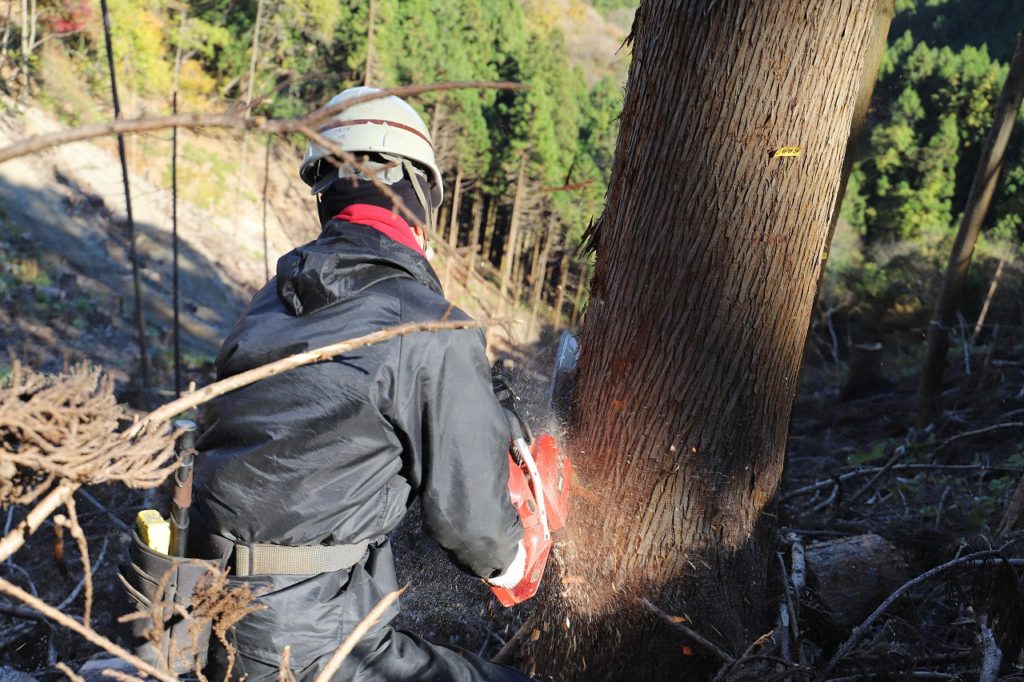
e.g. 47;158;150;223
840;342;891;401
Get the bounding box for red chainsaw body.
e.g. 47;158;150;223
491;433;573;607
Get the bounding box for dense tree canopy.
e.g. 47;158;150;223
14;0;625;312
834;0;1024;330
12;0;1024;331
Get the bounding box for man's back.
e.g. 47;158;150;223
193;218;525;679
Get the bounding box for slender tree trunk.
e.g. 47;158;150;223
970;258;1007;346
19;0;34;97
443;168;464;293
482;195;498;264
430;97;444;150
569;266;588;328
468;188;484;248
363;0;375;86
2;2;13;63
171;8;186;398
436;202;449;249
531;222;556;306
261;137;272;283
100;0;149;387
498;153;528;306
521;2;877;679
551;238;571;330
447;165;463;249
512;226;532;302
917;31;1024;426
235;0;264;232
522;226;539;293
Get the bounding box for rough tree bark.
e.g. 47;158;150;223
520;2;877;679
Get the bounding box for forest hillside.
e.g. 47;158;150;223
2;0;1024;680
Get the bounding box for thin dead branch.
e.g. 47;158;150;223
843;445;908;508
640;597;734;664
54;498;92;626
101;669;146;682
777;552;800;671
819;549;1002;680
278;645;297;682
0;574;177;682
932;422;1024;456
0;483;74;562
785;464;1024;501
55;662;84;682
313;588;405;682
492;616;537;664
0;81;529;165
130;317;512;438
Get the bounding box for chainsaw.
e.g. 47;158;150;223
490;360;575;607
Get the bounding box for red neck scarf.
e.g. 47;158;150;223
334;204;425;256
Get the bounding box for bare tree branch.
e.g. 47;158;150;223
0;574;177;682
313;588;405;682
819;549;1003;680
640;597;734;664
55;662;85;682
0;81;528;165
0;483;74;562
129;316;513;438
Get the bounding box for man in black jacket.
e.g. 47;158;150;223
194;87;531;681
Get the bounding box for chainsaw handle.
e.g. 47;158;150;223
512;437;550;541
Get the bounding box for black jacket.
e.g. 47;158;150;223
194;219;522;670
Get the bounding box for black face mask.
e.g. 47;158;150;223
316;174;432;228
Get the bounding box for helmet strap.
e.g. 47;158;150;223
403;158;433;234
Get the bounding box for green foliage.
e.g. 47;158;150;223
590;0;638;15
103;0;175;97
16;0;623;274
892;0;1024;62
836;10;1024;326
847;441;887;465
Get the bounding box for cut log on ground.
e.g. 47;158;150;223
805;533;908;632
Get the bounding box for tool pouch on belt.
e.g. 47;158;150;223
116;530;229;674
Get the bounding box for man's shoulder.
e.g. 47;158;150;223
386;277;472;324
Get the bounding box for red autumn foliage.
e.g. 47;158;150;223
42;0;92;34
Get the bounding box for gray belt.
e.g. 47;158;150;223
232;539;372;577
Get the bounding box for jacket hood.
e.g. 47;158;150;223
276;220;443;317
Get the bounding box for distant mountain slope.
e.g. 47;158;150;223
525;0;633;85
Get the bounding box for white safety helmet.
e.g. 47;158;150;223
299;86;444;207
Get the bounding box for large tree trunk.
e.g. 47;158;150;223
521;2;877;679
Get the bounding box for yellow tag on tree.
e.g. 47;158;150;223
772;146;802;158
